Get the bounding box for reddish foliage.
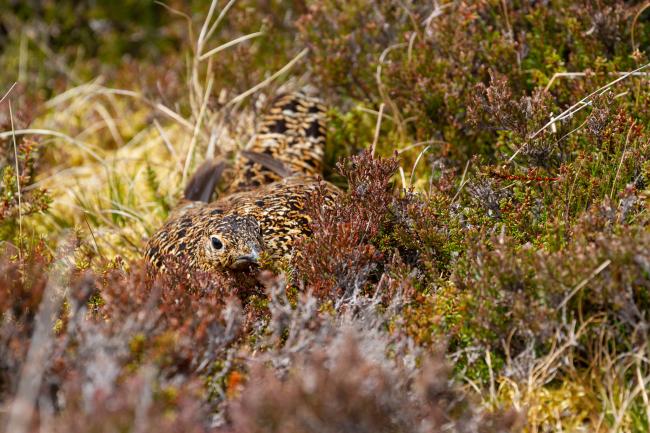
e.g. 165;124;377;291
229;334;520;433
293;151;399;297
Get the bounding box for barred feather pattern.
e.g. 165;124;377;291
146;176;339;272
226;92;327;193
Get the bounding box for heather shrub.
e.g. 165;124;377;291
0;98;51;244
0;246;247;431
293;151;399;296
454;222;650;348
230;334;519;433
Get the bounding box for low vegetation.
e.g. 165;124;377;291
1;1;649;432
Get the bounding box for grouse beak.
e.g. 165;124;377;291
232;248;260;270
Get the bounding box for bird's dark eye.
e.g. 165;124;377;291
210;236;223;250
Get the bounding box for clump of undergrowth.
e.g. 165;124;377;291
230;334;520;433
299;1;650;163
0;241;520;432
0;245;249;430
293;151;399;296
0;122;51;245
294;150;463;298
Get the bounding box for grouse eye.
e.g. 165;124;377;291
210;236;223;250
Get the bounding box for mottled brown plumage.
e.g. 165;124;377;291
146;92;337;273
226;91;327;193
146;176;339;272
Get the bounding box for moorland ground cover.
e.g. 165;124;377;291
1;1;650;432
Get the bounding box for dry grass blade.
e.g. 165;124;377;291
635;353;650;428
199;31;264;61
509;62;650;163
376;43;408;139
356;105;396;123
557;260;612;310
153;119;183;171
94;102;125;147
196;0;219;52
371;103;385;158
93;87;196;132
227;48;309;106
0;82;17;104
545;62;650;127
631;1;650;52
610;120;635;199
398;166;407;191
204;0;238;44
451;159;471;203
409;144;430;187
8;101;23;262
0;128;105;163
182;76;214;184
544;71;650;92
